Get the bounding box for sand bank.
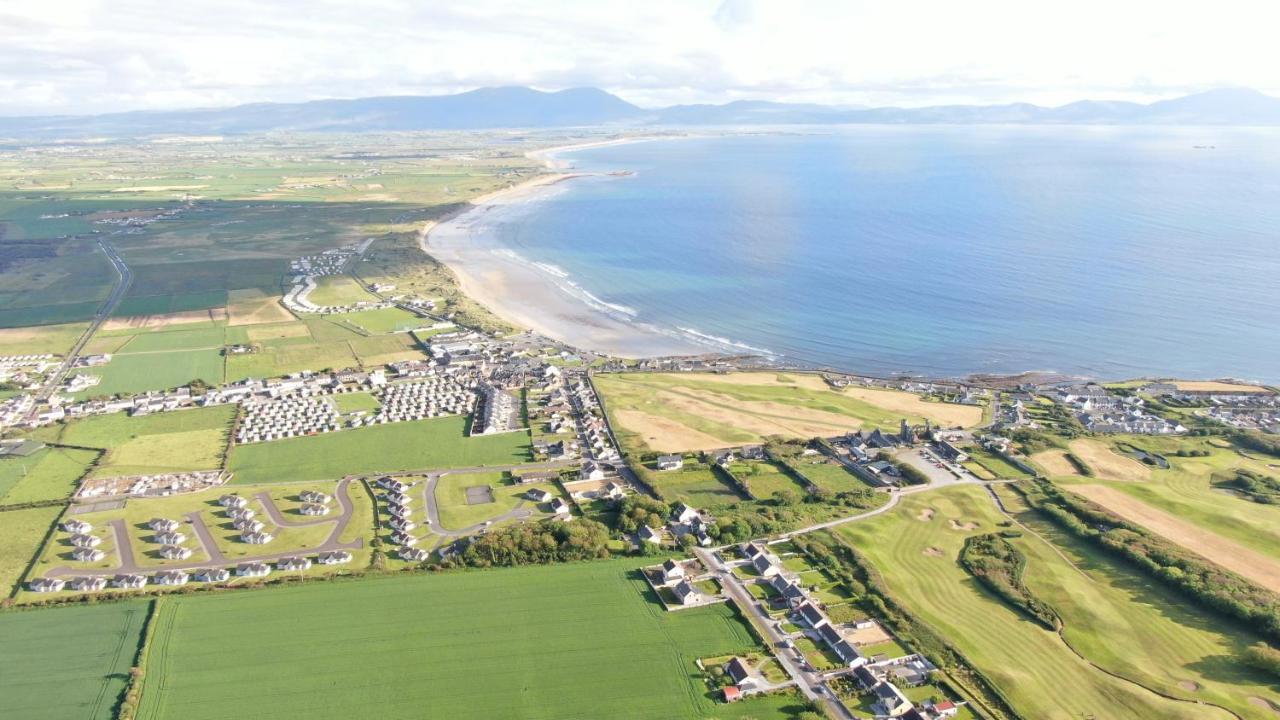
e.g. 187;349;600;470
420;167;707;358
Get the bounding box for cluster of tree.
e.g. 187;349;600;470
876;451;929;485
1063;452;1093;476
445;519;613;568
1244;642;1280;680
1233;430;1280;457
959;534;1060;630
790;534;1024;720
614;495;670;535
1020;480;1280;644
1173;448;1211;457
1213;468;1280;504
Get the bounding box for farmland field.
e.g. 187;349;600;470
596;372;981;454
0;504;64;595
0;321;88;355
727;460;807;499
71;348;225;398
37;405;234;478
228;415;531;483
834;485;1265;720
783;456;867;493
0;600;150;720
333;306;424;334
133;559;801;719
0;446;97;503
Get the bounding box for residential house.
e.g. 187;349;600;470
155;531;186;545
655;454;684;471
872;681;914;717
638;525;664;544
160;545;192;560
796;602;828;629
769;575;806;607
399;546;430;562
193;568;230;583
318;550;352;565
390;531;418;546
300;502;330;516
751;553;782;578
672;578;702;606
63;519;92;534
30;577;66;592
580;461;606;481
241;530;275;545
661;559;686;584
725;657;755;689
149;518;180;533
69;576;108;592
70;534;101;548
113;574;147;589
299;490;332;504
219;494;248;509
277;556;312;571
526;488;554;503
73;547;105;562
154;570;190;586
236;562;271;577
550;497;572;516
671;503;701;525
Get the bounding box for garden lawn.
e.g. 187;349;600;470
228;415;531;484
643;463;744;508
0;446;96;503
784;457;867;494
0;600;149;720
835;485;1246;720
728;460;807;499
134;559;801;720
0;504;63;595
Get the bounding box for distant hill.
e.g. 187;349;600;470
2;86;1279;138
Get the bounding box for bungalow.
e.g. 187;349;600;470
672;578;702;606
725;657;755;688
63;519;92;534
389;518;417;532
387;492;413;506
602;482;626;500
241;530;274;545
277;556;312;571
399;546;430;562
817;623;845;647
671;503;701;525
154;570;190;586
796;602;828;629
234;518;265;533
227;507;256;521
113;574;147;589
219;494;248;509
550;497;571;515
514;470;560;484
300;502;330;516
155;531;186;545
299;490;332;504
159;545;193;560
387;504;413;518
318;550;352;565
872;681;914;717
526;488;554;503
390;531;418;546
769;575;807;607
149;518;180;533
638;525;664;544
661;559;686;584
706;449;735;466
739;445;766;460
69;576;108;592
70;533;102;548
579;461;606;481
193;567;230;583
73;547;105;562
378;478;411;493
236;562;271;577
29;577;66;592
655;454;684;471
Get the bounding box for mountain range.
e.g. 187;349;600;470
2;86;1279;138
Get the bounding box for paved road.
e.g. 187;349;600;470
33;239;132;407
693;546;857;720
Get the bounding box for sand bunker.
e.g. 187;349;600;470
1069;440;1150;481
917;508;936;521
949;519;979;531
1071;484;1280;593
1247;696;1279;715
922;547;945;557
612;408;728;453
842;386;984;428
1177;680;1200;692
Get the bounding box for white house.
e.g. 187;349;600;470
113;574;147;589
149;518;180;533
671;503;700;525
661;559;686;584
236;561;271;577
277;556;312;571
300;502;330;516
389;518;417;532
390;531;418;546
317;550;352;565
155;531;186;545
159;544;193;560
63;519;92;534
29;577;65;592
672;578;702;606
69;576;108;592
639;525;663;544
241;531;274;545
655;454;684;471
154;570;190;586
526;488;554;503
299;490;332;504
399;546;430;562
219;494;248;509
580;461;606;481
73;547;105;562
550;497;571;516
193;568;230;583
70;534;102;548
228;507;256;521
234;518;265;533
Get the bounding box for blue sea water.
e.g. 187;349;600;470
498;127;1280;382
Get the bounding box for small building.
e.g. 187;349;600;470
193;568;230;583
234;518;265;533
154;570;190;586
219;494;248;509
751;553;782;578
655;454;684;471
796;602;828;628
769;575;807;607
550;497;571;516
236;562;271;577
722;685;742;703
579;461;606;481
387;492;413;506
228;507;256;521
241;530;275;545
725;656;755;688
155;531;186;545
299;490;332;504
113;574;147;589
70;534;102;548
661;559;686;584
69;576;108;592
73;547;106;562
872;681;914;717
318;550;352;565
399;546;430;562
741;541;767;561
671;503;700;525
526;488;554;503
159;545;193;560
299;502;330;516
638;525;663;544
601;482;626;500
149;518;180;533
63;519;92;534
29;577;66;592
277;556;312;571
672;578;701;606
389;518;417;532
390;531;418;546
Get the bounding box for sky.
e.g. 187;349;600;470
2;0;1279;116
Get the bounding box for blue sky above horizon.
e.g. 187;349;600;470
2;0;1278;116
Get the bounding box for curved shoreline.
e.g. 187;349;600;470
419;149;710;358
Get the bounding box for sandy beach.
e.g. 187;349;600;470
421;152;707;358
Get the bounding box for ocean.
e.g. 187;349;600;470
493;127;1280;382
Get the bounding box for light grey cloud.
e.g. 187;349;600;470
0;0;1277;116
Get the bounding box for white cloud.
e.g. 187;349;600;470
1;0;1278;115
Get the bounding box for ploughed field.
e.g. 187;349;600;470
595;371;982;454
134;559;798;720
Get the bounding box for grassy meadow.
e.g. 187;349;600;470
34;405;234;478
227;415;531;483
0;601;150;720
133;559;801;720
835;484;1273;720
0;504;65;595
0;446;96;503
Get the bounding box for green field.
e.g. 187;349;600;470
113;325;227;353
333;306;424;334
0;504;64;595
72;348;224;398
784;456;866;493
307;276;377;306
835;485;1272;720
963;446;1031;479
727;460;807;499
228;416;532;483
0;321;88;355
331;391;381;414
0;600;149;720
433;471;559;530
0;446;97;503
134;559;800;719
643;463;744;508
37;406;234;478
